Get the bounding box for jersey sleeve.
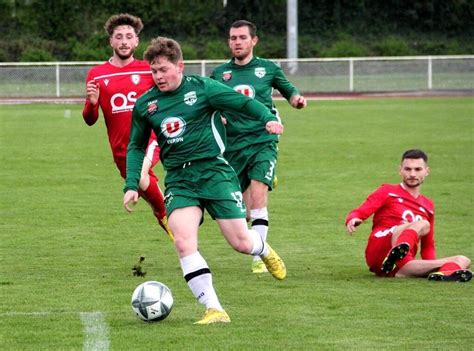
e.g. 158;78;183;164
123;105;152;192
420;213;436;259
345;186;387;225
82;69;100;126
205;78;278;124
209;69;217;80
272;64;300;101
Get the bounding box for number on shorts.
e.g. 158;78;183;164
265;160;276;181
231;191;244;209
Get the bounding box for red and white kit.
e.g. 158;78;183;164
82;59;159;177
346;183;436;275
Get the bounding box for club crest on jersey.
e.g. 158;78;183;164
234;84;255;98
131;74;140;85
222;71;232;81
255;67;266;78
147;100;158;115
161;116;186;143
184;91;197;106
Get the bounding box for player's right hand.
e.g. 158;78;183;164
86;80;100;105
266;121;284;135
346;218;362;234
123;190;139;213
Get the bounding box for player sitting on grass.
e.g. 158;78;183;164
345;149;471;282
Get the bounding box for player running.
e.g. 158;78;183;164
82;14;172;240
345;149;471;282
123;36;287;324
210;20;307;274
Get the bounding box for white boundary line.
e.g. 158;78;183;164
80;312;110;351
3;311;111;350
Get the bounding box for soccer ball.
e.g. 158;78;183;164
131;281;173;322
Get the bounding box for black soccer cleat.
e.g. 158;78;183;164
428;269;472;283
380;242;410;274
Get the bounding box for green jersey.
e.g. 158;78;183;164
210;56;299;152
124;75;278;192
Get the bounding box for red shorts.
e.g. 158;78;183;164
114;140;161;180
365;227;416;277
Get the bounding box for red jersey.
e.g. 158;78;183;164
346;183;436;259
82;59;155;161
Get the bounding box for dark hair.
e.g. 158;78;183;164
230;20;257;37
144;37;183;64
401;149;428;163
104;13;144;36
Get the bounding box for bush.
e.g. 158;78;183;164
322;38;369;58
20;48;55;62
372;36;415;56
202;39;228;59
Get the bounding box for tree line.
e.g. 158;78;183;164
1;0;472;62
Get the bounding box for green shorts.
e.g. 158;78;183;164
164;156;247;219
225;142;278;192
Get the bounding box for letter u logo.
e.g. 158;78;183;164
166;121;180;134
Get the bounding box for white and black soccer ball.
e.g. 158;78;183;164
131;281;173;322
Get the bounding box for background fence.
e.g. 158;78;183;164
0;55;472;98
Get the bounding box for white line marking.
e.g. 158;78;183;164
80;312;110;351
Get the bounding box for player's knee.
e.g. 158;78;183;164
412;219;430;236
453;255;471;269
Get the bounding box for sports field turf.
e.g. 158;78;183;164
1;98;472;350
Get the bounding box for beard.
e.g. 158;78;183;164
403;178;422;188
114;47;135;60
232;48;251;61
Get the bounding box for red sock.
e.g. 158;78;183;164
139;177;167;220
395;228;419;255
438;262;462;275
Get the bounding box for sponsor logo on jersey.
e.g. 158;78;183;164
184;91;197;106
131;74;140;85
147;100;158;115
161;116;186;144
104;79;110;86
222;71;232;81
255;67;266;78
110;91;138;113
233;84;255;98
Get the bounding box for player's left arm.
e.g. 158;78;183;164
206;79;283;135
124;105;152;194
273;65;307;109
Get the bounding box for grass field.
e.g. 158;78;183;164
1;98;473;350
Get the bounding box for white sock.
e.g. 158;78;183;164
251;208;269;261
180;252;223;311
248;229;269;257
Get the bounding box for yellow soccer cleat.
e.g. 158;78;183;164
194;308;231;325
251;259;268;274
159;215;175;242
261;244;286;280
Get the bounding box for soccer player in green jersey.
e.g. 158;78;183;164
210;20;307;274
123;37;287;324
